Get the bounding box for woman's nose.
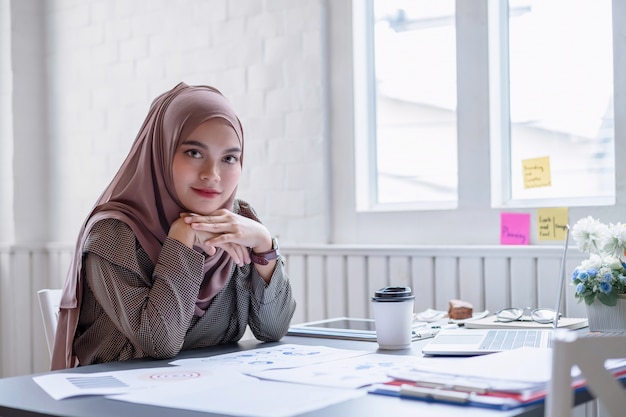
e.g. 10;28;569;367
200;162;220;181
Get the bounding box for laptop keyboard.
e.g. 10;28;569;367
480;330;551;350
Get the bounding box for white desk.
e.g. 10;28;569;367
0;335;593;417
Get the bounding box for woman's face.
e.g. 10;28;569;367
172;118;242;215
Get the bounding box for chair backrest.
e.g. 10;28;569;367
546;330;626;417
37;289;63;358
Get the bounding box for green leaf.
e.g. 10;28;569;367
584;294;597;305
597;292;618;306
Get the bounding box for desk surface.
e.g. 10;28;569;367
0;335;567;417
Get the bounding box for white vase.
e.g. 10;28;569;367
585;294;626;332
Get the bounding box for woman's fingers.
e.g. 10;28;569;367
207;241;250;267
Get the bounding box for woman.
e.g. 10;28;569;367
51;82;296;370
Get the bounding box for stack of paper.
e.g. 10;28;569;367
369;347;626;410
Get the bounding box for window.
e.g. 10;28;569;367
333;0;623;245
356;0;614;214
354;0;457;211
490;0;615;207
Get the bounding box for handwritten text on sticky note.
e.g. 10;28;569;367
501;212;530;245
523;156;551;189
537;207;569;241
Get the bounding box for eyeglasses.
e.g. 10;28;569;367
495;307;560;324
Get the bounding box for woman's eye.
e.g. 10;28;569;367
185;149;202;159
224;155;239;164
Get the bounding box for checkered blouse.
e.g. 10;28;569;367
72;212;296;365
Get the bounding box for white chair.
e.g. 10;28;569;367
37;289;63;358
546;330;626;417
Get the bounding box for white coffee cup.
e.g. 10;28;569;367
371;286;415;350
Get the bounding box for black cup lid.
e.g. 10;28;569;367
372;286;414;301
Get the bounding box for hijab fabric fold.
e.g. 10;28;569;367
51;82;244;370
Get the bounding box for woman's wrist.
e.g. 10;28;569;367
168;218;196;248
251;235;273;254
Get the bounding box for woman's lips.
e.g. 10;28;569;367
192;187;220;198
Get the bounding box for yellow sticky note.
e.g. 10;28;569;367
537;207;569;241
523;156;551;189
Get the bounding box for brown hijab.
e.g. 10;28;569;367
51;82;244;370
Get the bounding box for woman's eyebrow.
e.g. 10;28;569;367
181;140;242;153
181;139;208;149
226;147;243;153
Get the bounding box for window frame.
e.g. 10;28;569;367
328;0;626;246
488;0;616;209
353;0;459;212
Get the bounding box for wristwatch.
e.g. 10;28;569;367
250;237;280;265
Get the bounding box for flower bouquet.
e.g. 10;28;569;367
570;216;626;307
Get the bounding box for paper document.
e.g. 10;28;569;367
169;343;369;371
33;366;250;400
250;353;462;389
112;379;365;417
34;344;368;400
370;349;626;411
394;347;553;386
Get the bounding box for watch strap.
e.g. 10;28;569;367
250;238;280;265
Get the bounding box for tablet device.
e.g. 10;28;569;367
287;317;428;342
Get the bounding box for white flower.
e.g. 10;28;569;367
602;222;626;258
580;254;603;270
603;255;624;270
571;216;626;306
571;216;610;255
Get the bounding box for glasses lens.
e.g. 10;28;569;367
496;308;523;322
531;308;556;324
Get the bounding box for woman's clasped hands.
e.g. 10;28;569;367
176;210;273;268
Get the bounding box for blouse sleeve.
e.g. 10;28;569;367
245;257;297;341
83;218;206;359
232;199;296;341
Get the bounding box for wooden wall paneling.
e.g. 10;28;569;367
536;256;561;311
433;257;458;310
411;256;435;313
31;248;51;373
388;255;411;289
366;255;389;318
458;256;484;310
0;249;12;377
346;255;368;318
12;251;34;376
388;255;413;315
284;254;306;324
47;246;72;289
325;255;347;318
483;257;509;313
305;255;326;321
509;257;537;309
0;243;594;380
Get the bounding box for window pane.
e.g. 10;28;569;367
508;0;614;202
372;0;457;206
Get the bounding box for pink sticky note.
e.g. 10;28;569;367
500;212;530;245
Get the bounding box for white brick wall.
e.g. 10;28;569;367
39;0;329;244
0;0;332;378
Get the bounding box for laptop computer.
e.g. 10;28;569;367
422;225;570;356
421;327;554;355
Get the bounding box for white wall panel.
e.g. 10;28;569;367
325;255;347;318
0;243;590;378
